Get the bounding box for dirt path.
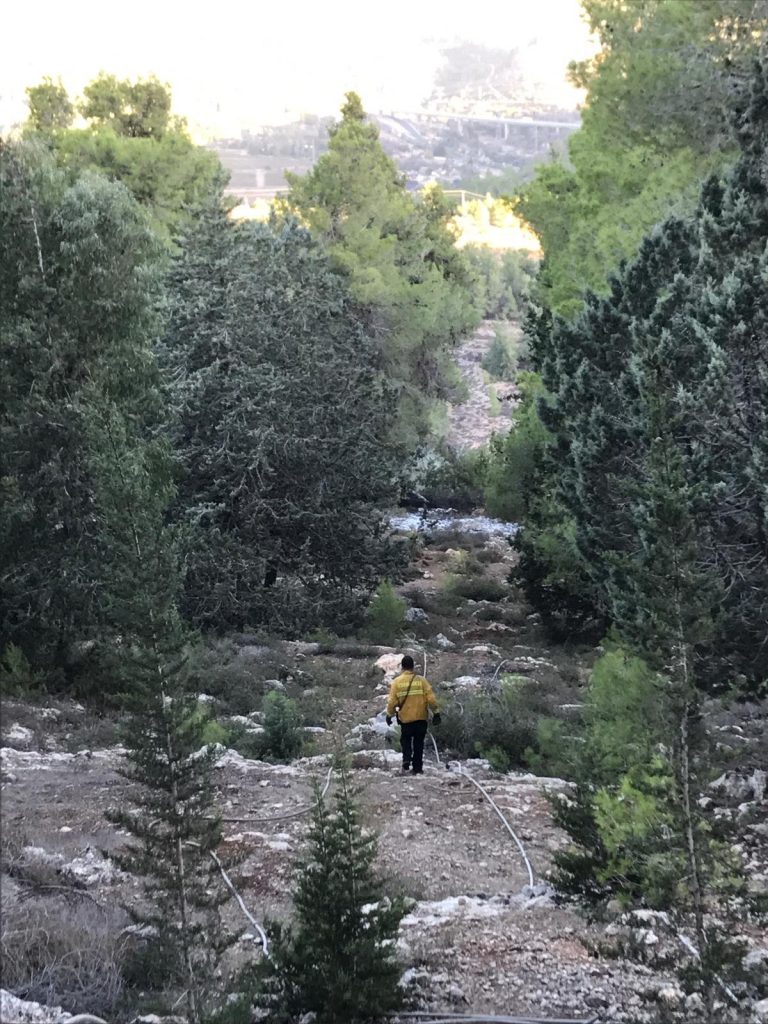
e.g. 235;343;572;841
446;321;519;450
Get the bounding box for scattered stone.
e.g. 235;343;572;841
375;653;402;679
710;771;754;802
443;675;482;690
435;633;455;650
463;644;501;658
346;714;397;749
405;607;429;623
0;989;70;1023
656;985;684;1007
744;946;768;971
2;723;34;749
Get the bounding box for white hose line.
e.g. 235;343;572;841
211;763;335;957
490;658;512;685
454;767;536;888
208;849;269;956
394;1016;599;1024
428;729;441;765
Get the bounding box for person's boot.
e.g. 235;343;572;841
400;762;411;774
412;766;423;775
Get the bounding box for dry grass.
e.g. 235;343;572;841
0;894;130;1017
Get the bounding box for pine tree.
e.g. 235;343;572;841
86;404;235;1023
283;93;479;448
256;765;406;1024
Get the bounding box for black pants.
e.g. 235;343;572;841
400;719;428;772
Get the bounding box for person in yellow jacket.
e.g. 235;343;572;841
386;655;440;775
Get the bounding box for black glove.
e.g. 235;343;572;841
432;712;441;726
386;715;393;726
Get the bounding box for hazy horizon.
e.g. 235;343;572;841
4;0;597;137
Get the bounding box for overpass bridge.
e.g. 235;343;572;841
374;109;580;142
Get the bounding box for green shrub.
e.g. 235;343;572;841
438;678;538;769
484;371;549;522
448;574;507;602
201;719;231;747
414;447;488;511
260;691;303;761
185;640;287;716
0;643;45;695
363;581;406;644
549;643;680;906
487;386;502;417
482;328;517;381
254;766;406;1023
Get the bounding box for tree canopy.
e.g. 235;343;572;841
516;0;768;316
23;74;224;241
282;92;479;448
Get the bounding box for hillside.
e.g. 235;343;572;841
3;328;766;1024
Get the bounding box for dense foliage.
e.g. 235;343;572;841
25;73;223;240
523;66;768;690
162;203;400;634
0;140;164;680
516;0;768;316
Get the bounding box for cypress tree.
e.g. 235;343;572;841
162;204;401;633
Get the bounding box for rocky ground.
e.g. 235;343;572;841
2;528;766;1024
446;322;518;450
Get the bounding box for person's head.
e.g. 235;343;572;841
401;655;415;671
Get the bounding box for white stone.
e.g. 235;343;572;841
0;990;70;1023
405;606;429;623
375;653;402;678
750;768;767;803
656;985;683;1007
744;946;768;970
2;723;34;748
435;633;455;650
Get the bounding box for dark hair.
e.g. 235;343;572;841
401;655;415;670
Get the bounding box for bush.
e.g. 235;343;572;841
484;371;549;522
549;643;682;907
260;691;303;761
411;447;488;511
448;574;507;603
482;328;517;381
0;643;45;696
185;640;288;716
438;677;538;769
363;581;406;644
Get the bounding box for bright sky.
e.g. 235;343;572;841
3;0;597;136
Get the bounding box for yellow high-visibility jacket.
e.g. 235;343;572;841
386;671;438;724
